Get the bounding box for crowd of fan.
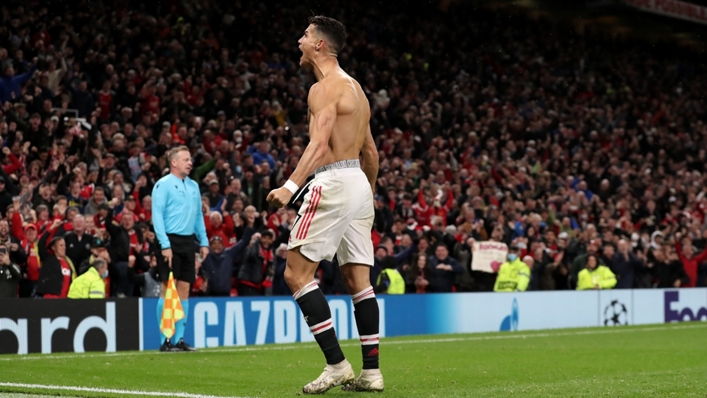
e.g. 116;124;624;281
0;0;706;299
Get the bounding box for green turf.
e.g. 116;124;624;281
1;323;706;397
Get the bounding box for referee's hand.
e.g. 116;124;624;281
161;248;173;268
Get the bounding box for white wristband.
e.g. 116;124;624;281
283;179;299;194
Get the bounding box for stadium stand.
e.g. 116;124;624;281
0;0;706;298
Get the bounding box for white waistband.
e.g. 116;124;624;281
315;159;360;175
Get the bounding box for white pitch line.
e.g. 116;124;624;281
1;323;704;362
0;382;246;398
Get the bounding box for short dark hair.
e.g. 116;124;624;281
308;16;346;54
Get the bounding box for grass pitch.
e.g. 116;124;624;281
0;323;706;397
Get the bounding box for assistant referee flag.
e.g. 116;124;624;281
160;272;184;338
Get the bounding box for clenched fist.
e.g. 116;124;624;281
267;187;293;208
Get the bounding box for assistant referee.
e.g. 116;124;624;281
152;145;209;352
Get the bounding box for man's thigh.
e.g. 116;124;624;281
172;251;196;284
336;217;374;267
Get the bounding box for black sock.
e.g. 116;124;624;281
352;286;380;370
294;281;345;365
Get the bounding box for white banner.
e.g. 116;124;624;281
624;0;707;26
471;241;508;273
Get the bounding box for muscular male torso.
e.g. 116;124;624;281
308;69;370;163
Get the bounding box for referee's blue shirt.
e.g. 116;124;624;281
151;173;208;250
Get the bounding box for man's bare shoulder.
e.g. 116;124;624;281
307;79;344;111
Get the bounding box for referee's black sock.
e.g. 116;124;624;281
352;286;380;370
294;280;345;365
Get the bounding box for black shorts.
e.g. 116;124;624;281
156;234;197;284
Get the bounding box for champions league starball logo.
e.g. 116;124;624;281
603;300;629;326
499;299;519;331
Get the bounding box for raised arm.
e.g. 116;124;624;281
11;211;24;241
693;244;707;264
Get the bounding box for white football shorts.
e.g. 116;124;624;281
288;159;375;266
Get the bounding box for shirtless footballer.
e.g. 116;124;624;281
266;15;384;395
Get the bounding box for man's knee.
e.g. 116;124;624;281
284;261;312;290
176;281;190;300
283;264;297;287
284;248;319;291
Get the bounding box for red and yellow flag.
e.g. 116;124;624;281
160;272;184;339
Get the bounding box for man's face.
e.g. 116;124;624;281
19;224;36;241
0;221;8;236
121;213;134;230
435;245;448;260
172;150;192;177
73;215;85;231
603;245;615;258
104;156;115;168
375;247;387;260
618;240;629;253
53;239;66;257
94;189;105;202
298;24;322;67
683;245;693;258
210;239;224;254
97;262;109;277
534;248;544;262
261;235;273;249
260;162;270;175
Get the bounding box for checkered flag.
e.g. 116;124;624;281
160;272;184;338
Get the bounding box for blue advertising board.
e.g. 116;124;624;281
139;289;707;351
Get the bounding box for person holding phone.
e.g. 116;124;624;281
0;243;21;298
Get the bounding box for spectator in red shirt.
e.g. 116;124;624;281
1;147;22;175
204;211;236;247
675;232;707;288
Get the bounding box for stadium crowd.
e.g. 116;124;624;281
0;0;706;299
